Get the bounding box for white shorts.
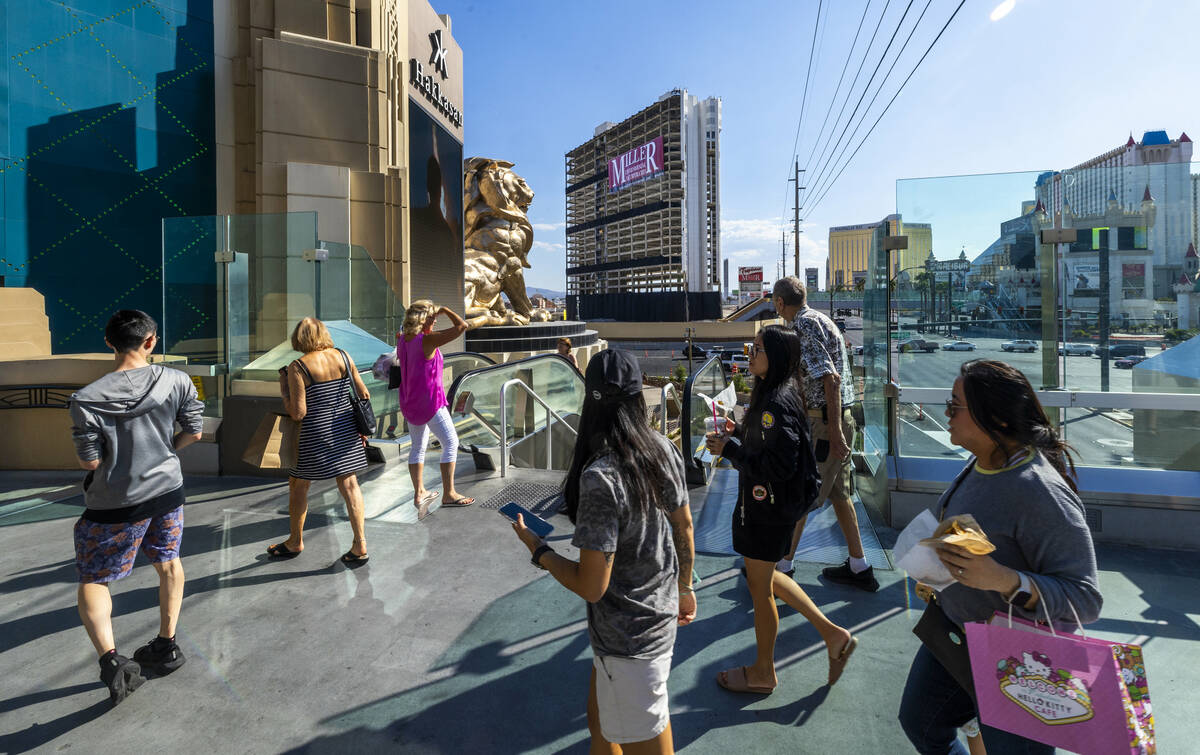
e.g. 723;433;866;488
593;652;672;744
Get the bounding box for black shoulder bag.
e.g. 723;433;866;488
339;349;377;436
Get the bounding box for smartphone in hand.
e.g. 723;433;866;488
499;501;554;539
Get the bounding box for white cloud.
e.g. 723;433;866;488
532;240;564;252
532;222;565;232
720;217;828;283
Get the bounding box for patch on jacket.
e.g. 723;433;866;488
761;411;775;429
752;485;768;501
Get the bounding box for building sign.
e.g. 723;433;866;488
608;136;664;192
738;266;763;305
409;17;463;131
852;270;867;288
805;267;819;291
926;259;972;273
738;266;763;283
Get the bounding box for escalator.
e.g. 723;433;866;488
446;354;585;473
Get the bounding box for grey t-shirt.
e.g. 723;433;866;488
938;451;1103;631
571;434;689;659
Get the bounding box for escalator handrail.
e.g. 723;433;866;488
446;352;581;410
443;350;497;365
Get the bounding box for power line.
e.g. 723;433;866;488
779;0;825;233
801;0;916;210
799;0;876;178
804;0;968;219
804;0;936;207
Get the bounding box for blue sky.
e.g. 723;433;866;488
440;0;1199;292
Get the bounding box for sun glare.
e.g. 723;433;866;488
989;0;1016;22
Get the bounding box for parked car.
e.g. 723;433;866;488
941;340;977;351
1001;339;1038;353
1058;342;1095;356
836;307;854;317
723;354;750;373
1097;343;1147;359
834;317;847;332
682;344;708;358
897;338;939;353
1114;355;1149;369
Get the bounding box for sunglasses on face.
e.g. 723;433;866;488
945;398;967;417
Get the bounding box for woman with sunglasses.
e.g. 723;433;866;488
706;325;856;695
899;360;1103;754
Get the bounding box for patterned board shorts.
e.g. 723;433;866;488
74;505;184;584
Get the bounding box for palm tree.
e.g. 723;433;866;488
913;272;931;327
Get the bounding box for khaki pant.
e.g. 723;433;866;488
808;407;856;504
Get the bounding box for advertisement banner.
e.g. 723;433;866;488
805;267;819;291
1068;263;1100;296
738;266;763;283
608;136;664;192
1122;263;1145;299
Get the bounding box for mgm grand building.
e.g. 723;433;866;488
565;90;722;322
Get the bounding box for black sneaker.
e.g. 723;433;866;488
821;559;880;592
99;652;145;707
132;636;186;676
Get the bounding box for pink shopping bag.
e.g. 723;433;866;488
964;611;1154;754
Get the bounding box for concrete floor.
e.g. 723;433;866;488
1;465;1197;754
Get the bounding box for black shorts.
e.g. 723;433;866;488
732;511;793;563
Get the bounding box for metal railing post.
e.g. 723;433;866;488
498;378;579;478
499;381;509;478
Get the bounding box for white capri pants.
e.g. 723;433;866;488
407;406;459;464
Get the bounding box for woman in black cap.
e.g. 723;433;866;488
511;349;696;753
706;324;856;694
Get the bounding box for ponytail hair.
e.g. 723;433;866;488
959;360;1079;493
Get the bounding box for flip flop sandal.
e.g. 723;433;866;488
716;665;775;695
440;497;475;507
827;636;858;686
340;550;370;566
266;543;301;559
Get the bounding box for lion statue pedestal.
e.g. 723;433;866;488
464;321;604;372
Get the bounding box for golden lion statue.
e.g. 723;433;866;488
463;157;553;328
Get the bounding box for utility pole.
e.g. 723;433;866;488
789;160;805;278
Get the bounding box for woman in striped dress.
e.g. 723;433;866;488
267;317;372;565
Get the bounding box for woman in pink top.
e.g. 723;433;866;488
398;300;474;519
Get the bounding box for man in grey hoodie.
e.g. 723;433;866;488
69;310;203;707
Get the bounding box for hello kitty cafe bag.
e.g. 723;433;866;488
964;600;1155;754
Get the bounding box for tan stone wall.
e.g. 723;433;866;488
219;0;464;321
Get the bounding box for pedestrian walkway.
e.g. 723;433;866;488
1;467;1198;753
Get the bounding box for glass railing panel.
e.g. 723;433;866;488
682;356;731;473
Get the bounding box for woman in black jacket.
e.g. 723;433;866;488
706;325;857;694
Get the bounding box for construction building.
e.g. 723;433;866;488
565;89;721;321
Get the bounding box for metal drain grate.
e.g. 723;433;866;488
480;482;564;518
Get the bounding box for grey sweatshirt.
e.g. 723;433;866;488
69;365;203;510
937;450;1103;631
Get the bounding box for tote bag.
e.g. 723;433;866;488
965;603;1155;754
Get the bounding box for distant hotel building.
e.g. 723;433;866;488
826;214;931;289
1035;130;1194;298
565;89;722;321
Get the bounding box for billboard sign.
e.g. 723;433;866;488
1122;263;1145;299
805;267;819;291
608;136;664;192
738;266;763;283
1068;262;1100;296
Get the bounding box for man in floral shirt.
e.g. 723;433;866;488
771;277;877;592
